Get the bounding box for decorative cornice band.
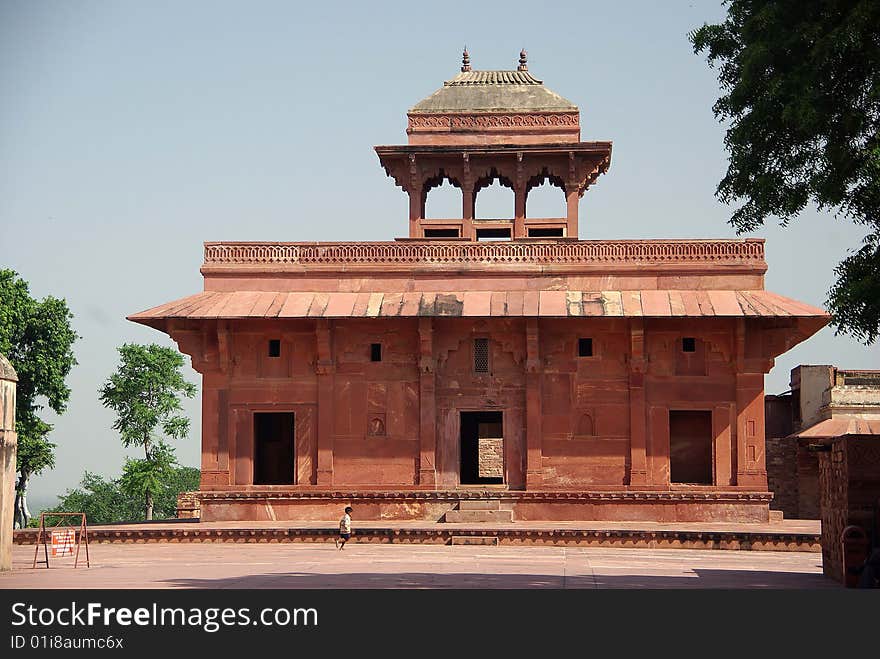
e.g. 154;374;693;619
408;112;580;131
196;490;774;503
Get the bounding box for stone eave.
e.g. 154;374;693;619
127;290;829;343
374;141;612;156
407;108;578;115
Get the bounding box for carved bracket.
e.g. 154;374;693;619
526;318;540;373
629;320;646;376
168;321;224;375
418;317;434;374
315;319;334;375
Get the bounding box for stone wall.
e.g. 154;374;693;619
796;443;820;519
764;392;822;520
478;438;504;478
764;437;820;520
765;436;797;518
0;355;17;572
185;314;777;522
765;393;797;518
790;365;833;431
818;435;880;584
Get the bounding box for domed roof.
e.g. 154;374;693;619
410;54;578;114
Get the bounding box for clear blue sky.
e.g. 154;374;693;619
1;0;876;508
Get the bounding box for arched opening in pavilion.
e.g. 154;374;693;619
474;179;514;221
424;178;461;219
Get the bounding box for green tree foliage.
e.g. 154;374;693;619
44;472;141;526
99;344;196;520
119;441;176;514
0;269;77;527
46;465;200;526
690;0;880;343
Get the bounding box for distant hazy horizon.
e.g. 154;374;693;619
2;0;876;508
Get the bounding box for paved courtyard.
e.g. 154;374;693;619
1;542;836;589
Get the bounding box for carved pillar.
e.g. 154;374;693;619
566;151;579;238
316;319;334;486
565;187;579;239
418;318;437;486
462;153;475;240
734;319;767;487
735;372;767;487
628;319;648;485
525;318;543;488
206;322;230;485
201;383;221;475
408;154;421;237
170;321;229;487
514;152;526;238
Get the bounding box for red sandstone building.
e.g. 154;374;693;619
131;52;830;523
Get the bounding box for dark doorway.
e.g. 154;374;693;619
253;412;295;485
669;410;713;484
460;411;504;485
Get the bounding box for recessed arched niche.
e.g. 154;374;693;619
575;413;595;438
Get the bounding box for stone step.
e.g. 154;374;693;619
444;509;513;523
450;536;498;546
458;500;501;511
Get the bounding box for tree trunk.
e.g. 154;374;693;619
144;435;153;520
14;472;30;529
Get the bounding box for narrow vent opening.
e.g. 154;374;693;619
473;338;489;373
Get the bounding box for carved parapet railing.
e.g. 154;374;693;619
203;239;766;271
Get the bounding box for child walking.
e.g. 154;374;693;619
335;506;353;550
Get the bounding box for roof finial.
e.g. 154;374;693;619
518;48;528;71
461;46;471;72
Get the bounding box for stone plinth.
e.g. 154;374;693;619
193;490;772;524
176;491;201;519
0;354;18;572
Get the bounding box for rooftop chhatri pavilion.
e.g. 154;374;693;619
130;51;829;523
377;48;609;240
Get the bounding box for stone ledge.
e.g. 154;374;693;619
195;489;774;504
12;525;820;552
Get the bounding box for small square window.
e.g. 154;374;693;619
473;338;489;373
370;343;382;362
268;339;281;358
682;337;696;353
578;338;593;357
